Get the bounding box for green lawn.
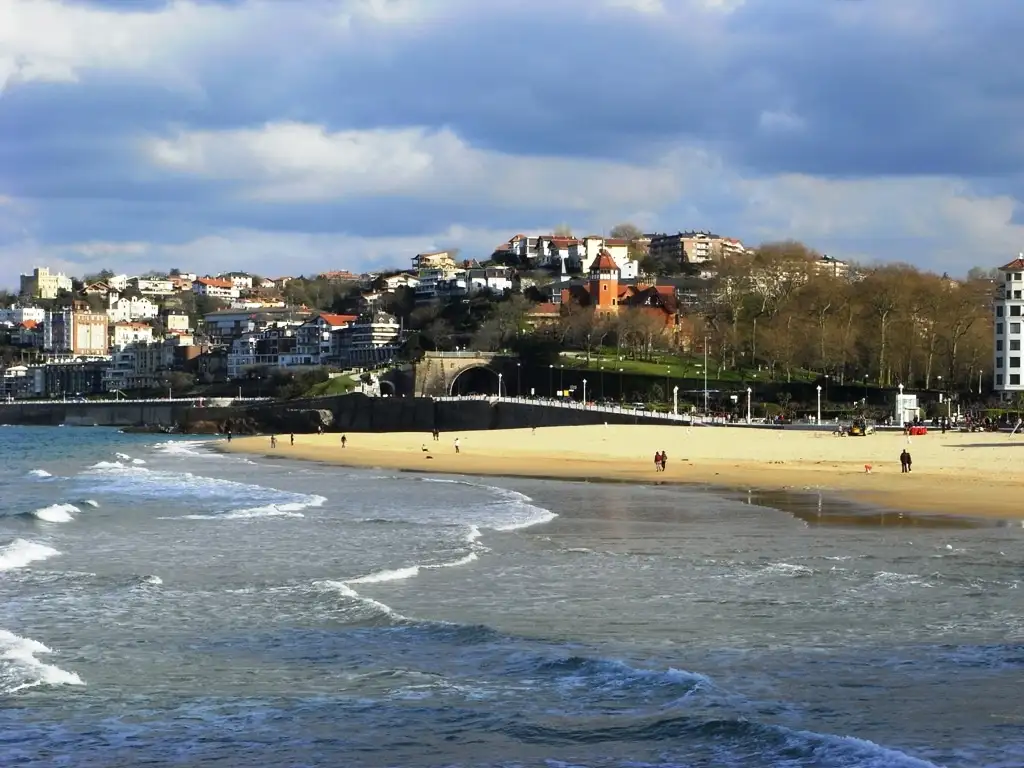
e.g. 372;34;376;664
558;351;818;384
304;375;358;397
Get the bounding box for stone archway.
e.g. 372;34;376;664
379;380;397;396
449;365;500;396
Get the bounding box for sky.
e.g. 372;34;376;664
1;0;1023;288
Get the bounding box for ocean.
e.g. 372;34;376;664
1;425;1022;767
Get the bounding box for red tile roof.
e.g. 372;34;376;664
591;250;619;272
317;313;358;327
1001;258;1024;271
195;277;233;289
528;302;560;315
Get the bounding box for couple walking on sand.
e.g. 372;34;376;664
654;450;668;472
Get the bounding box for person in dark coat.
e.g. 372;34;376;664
900;449;911;473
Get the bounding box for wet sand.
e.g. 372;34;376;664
220;425;1024;520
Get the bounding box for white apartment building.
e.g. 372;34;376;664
293;313;357;366
994;256;1024;395
220;273;254;291
107;295;159;323
0;306;46;325
131;277;176;296
111;322;155;350
193;277;240;299
415;266;463;304
467;267;514;294
333;312;403;367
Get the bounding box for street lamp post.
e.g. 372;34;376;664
599;365;605;400
898;382;904;426
703;337;709;414
816;384;822;425
582;378;587;405
498;372;503;397
673;385;679;416
516;362;521;396
549;364;554;397
746;386;752;424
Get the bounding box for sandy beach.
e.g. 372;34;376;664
220;425;1024;520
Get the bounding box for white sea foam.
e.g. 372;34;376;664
81;499;100;508
138;574;163;586
27;469;52;478
348;566;421;584
131;458;146;465
0;629;84;694
115;452;132;461
179;495;326;521
0;539;60;571
29;503;79;523
155;440;213;457
313;580;407;621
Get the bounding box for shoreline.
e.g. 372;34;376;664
215;425;1024;521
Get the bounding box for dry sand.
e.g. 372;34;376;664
221;425;1024;520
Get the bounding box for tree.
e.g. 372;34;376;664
553;223;573;237
609;223;643;241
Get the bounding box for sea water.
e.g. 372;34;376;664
1;425;1022;767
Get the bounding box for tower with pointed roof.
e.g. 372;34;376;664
588;249;620;314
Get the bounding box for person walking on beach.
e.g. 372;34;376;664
433;428;440;441
654;451;662;472
290;433;294;447
454;437;460;454
660;450;667;472
341;434;347;448
270;434;277;448
900;449;911;473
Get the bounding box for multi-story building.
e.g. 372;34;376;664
42;360;107;397
994;256;1024;395
292;313;358;366
131;277;176;296
415;266;463;304
111;322;155;350
0;306;46;325
333;312;404;367
647;231;747;267
20;267;73;300
44;308;109;357
163;311;191;334
219;273;254;291
192;277;240;300
412;250;458;271
107;295;159;323
226;325;299;379
467;267;514;294
201;307;312;345
812;255;850;279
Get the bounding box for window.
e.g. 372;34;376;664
1016;292;1022;300
1013;374;1021;386
997;340;1004;351
1013;357;1021;368
998;323;1004;334
1013;340;1020;351
1017;273;1022;281
998;306;1005;317
1012;306;1021;317
997;374;1004;386
1013;323;1021;334
996;357;1004;368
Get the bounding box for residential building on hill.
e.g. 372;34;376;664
647;231;747;267
131;277;176;296
0;306;46;325
333;312;404;367
412;250;458;271
293;313;358;366
44;308;109;357
192;277;240;300
201;307;312;345
107;294;159;323
20;267;73;300
112;322;155;350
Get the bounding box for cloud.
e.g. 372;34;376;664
0;0;1023;287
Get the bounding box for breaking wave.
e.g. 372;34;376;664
0;629;84;695
0;539;60;571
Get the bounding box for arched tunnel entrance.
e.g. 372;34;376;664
379;380;396;396
449;365;500;396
